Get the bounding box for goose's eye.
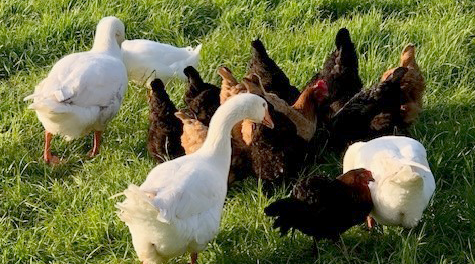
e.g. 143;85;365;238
262;103;266;108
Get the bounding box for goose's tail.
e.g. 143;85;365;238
170;44;202;81
115;184;162;224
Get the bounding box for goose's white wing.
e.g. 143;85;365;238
29;52;127;108
140;157;225;224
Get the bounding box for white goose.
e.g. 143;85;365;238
24;16;128;164
116;93;274;264
121;39;202;84
343;136;436;228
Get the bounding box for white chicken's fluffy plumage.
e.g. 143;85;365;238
24;16;128;140
343;136;435;228
121;39;202;84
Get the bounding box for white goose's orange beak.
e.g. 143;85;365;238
262;108;274;129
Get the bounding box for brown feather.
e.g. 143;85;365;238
381;44;425;126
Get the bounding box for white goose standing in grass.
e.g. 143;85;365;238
343;136;436;228
116;93;274;264
121;39;202;84
24;16;128;164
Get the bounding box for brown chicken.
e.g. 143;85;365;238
381;44;425;126
175;78;252;185
174;111;208;155
147;79;185;163
218;66;248;104
264;169;374;253
244;75;328;187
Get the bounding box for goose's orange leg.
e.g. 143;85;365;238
88;131;102;157
44;131;60;164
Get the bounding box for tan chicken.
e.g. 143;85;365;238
381;44;425;126
174;111;208;155
243;74;325;142
218;66;247;104
217;66;254;145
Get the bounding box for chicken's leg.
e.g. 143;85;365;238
190;252;198;264
312;237;319;258
43;131;60;164
366;215;376;229
88;131;102;157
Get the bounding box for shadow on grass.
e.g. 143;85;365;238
315;0;419;22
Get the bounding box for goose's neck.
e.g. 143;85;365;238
91;31;122;58
198;107;243;158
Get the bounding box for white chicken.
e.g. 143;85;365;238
116;93;274;264
343;136;435;228
24;16;128;164
121;39;202;84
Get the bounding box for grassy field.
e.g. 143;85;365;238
1;0;475;263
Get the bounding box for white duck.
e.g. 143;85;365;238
116;93;274;264
121;39;202;84
343;136;435;228
24;16;128;164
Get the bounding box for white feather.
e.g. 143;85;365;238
115;94;269;264
24;17;128;141
121;39;201;84
343;136;436;228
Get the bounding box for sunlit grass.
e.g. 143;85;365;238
1;0;475;263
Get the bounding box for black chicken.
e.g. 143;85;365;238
304;28;362;123
330;67;408;150
147;79;185;163
183;66;220;126
264;168;374;251
246;39;301;105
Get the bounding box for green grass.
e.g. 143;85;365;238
1;0;475;263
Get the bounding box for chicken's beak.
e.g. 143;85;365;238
262;109;274;129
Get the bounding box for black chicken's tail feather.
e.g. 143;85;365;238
335;28;351;49
251;39;269;58
150;78;165;94
264;198;311;236
184;66;204;88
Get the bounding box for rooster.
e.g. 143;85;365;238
265;168;374;252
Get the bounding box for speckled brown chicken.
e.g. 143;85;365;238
244;75;328;186
381;44;425;127
147;79;185;163
264;169;374;251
